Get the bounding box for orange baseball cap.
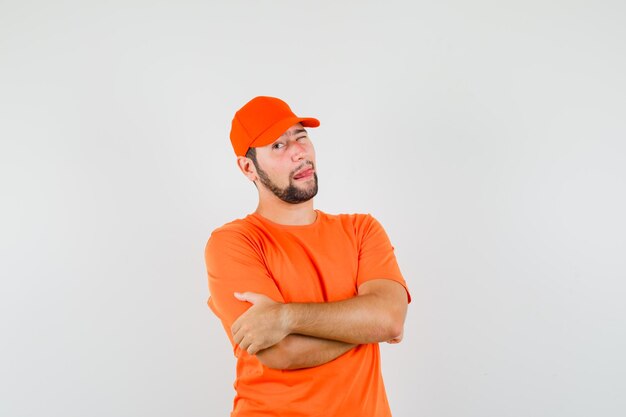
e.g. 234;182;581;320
230;96;320;157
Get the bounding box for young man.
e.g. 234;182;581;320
205;96;411;417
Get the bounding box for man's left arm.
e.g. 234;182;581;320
231;278;408;354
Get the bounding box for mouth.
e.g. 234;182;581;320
293;167;315;180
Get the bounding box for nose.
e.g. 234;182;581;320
291;142;307;162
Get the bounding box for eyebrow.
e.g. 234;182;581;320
282;128;308;138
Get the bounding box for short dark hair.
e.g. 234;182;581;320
245;147;259;188
245;147;258;169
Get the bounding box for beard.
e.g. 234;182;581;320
255;161;319;204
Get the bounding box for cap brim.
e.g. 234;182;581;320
249;116;320;149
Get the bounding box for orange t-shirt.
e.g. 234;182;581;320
205;210;410;417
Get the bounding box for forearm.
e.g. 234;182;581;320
230;280;408;355
284;281;407;344
255;334;356;370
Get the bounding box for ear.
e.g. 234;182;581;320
236;156;258;182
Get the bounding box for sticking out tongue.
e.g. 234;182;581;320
294;169;312;179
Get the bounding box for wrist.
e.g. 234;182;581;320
280;303;295;335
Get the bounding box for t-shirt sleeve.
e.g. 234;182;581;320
204;227;284;347
355;214;411;302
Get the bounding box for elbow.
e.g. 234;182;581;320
387;323;404;343
361;285;408;343
385;298;407;342
379;311;405;343
388;321;404;340
363;307;406;343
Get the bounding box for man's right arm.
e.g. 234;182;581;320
255;335;355;370
231;279;408;355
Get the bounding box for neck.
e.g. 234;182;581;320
255;197;316;226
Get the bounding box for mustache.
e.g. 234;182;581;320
291;161;315;176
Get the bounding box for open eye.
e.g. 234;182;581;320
272;142;285;149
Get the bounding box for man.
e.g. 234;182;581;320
205;96;411;417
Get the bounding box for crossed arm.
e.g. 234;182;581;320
253;335;356;370
230;278;408;370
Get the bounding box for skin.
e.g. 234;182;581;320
232;280;408;355
233;123;408;368
236;123;318;225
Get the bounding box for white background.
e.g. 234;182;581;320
1;1;625;416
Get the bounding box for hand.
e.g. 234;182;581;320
231;292;290;355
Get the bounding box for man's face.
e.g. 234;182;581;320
252;123;318;204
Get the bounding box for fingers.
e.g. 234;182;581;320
234;291;260;304
232;322;270;356
230;292;282;356
231;326;238;340
231;321;261;355
233;332;261;355
231;324;248;351
231;318;241;339
234;291;272;305
234;292;247;302
236;336;258;355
